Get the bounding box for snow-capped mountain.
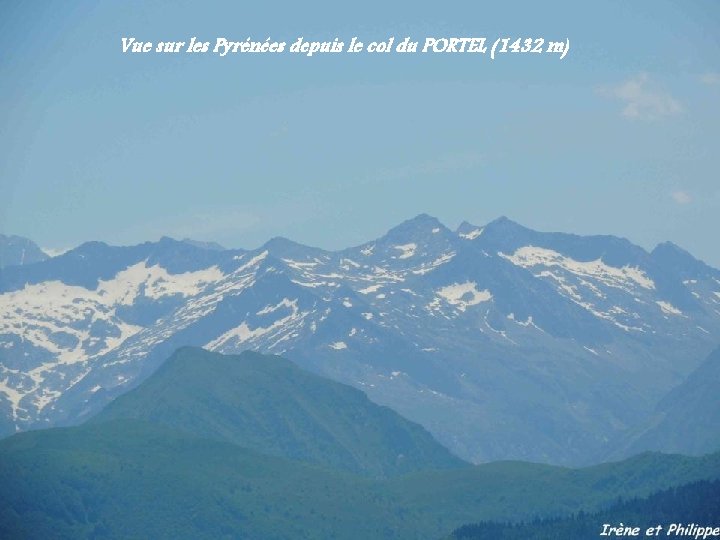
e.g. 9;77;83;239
1;216;719;465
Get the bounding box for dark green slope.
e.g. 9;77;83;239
384;450;720;533
4;347;720;539
91;347;465;477
0;420;409;540
2;419;720;540
449;479;720;540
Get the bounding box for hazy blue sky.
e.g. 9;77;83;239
1;1;719;264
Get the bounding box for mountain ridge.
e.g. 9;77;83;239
90;347;466;477
608;346;720;459
2;214;719;466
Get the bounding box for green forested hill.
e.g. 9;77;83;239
385;449;720;528
2;347;719;539
1;419;719;540
0;420;403;540
449;479;720;540
91;347;465;477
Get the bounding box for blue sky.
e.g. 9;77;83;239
1;1;719;265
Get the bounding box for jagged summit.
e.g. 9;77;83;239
455;220;483;239
262;236;329;260
652;240;686;255
459;215;533;250
381;214;448;240
456;216;530;243
72;239;112;252
0;234;49;269
409;212;443;225
652;240;693;261
650;241;716;285
263;235;305;249
181;238;226;251
481;216;534;236
485;215;522;228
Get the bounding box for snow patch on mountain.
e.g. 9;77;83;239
0;376;23;422
359;284;383;294
656;301;683;316
0;279;146;366
500;246;655;290
394;243;417;259
205;298;308;351
97;262;224;304
507;313;544;332
0;261;231;420
434;282;492;312
281;259;320;271
411;252;456;275
339;258;361;270
459;228;484;240
258;298;297;315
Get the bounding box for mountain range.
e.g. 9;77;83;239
1;215;719;465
